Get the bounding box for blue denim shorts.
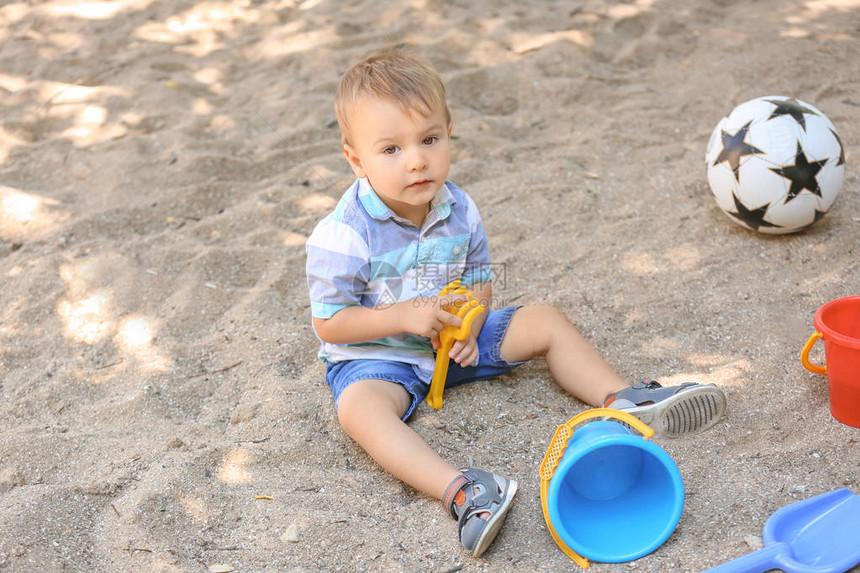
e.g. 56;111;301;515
325;305;524;420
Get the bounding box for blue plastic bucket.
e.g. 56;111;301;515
540;409;684;567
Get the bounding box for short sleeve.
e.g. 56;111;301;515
305;213;370;319
460;195;492;287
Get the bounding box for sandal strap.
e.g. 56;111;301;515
455;469;504;523
637;378;662;389
442;474;469;520
608;379;699;407
444;469;507;522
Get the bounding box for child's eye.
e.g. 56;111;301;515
423;136;438;145
383;146;399;155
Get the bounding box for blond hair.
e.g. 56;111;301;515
335;48;450;145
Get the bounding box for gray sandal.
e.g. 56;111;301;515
442;468;517;557
605;379;727;437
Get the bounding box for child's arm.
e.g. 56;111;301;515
313;292;470;345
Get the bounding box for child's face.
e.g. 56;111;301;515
342;96;452;225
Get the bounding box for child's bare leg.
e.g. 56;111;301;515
336;379;460;499
338;378;516;557
498;305;627;406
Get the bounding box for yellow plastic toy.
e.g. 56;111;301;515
426;280;485;410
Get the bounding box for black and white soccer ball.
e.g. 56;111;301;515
705;96;845;234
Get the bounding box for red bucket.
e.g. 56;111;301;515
801;296;860;428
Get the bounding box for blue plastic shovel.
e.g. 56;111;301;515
705;489;860;573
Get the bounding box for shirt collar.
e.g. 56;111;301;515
357;178;456;224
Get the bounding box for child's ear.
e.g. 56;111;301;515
447;120;453;137
342;142;366;178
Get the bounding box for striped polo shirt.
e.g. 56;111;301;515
305;177;492;372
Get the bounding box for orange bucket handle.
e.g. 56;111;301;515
801;331;827;375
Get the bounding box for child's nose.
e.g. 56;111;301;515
407;148;428;171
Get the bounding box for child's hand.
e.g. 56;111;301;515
448;305;487;367
401;294;470;341
449;334;479;367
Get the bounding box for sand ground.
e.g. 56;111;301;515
1;0;859;571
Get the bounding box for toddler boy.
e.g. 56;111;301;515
306;48;726;557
